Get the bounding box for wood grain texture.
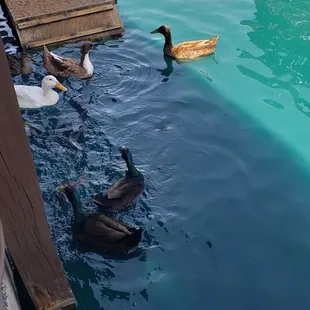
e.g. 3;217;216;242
17;4;113;29
3;0;124;49
0;38;76;310
4;0;116;20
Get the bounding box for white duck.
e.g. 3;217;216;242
14;75;67;109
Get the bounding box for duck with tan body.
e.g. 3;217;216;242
151;25;219;60
43;42;94;79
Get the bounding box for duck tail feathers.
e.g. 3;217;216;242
123;228;143;246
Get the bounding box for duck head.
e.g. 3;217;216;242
59;183;84;217
151;25;171;36
42;75;67;92
119;146;133;164
81;42;94;56
59;183;75;195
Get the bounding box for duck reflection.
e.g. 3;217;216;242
157;55;174;81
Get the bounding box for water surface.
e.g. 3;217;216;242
2;1;310;309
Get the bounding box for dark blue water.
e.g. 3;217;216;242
2;4;310;310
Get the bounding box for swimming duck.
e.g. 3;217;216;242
14;75;67;109
43;42;94;79
91;146;145;212
59;183;143;253
6;52;33;75
151;25;219;60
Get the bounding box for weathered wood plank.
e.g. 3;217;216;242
17;4;113;30
3;0;124;49
0;38;76;309
4;0;116;20
25;24;122;48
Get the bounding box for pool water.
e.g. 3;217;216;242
2;0;310;309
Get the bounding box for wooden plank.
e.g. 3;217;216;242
17;4;113;30
14;1;115;24
39;27;125;49
0;38;76;309
4;0;116;20
24;24;122;48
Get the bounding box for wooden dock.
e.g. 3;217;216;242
3;0;124;48
0;38;76;309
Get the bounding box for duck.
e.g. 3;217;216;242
43;42;94;79
150;25;219;60
91;146;145;212
59;183;143;254
6;52;33;75
14;75;67;109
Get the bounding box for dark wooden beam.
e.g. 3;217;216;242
0;38;76;309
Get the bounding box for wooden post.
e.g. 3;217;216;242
0;38;76;309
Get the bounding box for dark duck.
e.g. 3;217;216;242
91;146;145;212
59;184;143;254
6;52;33;75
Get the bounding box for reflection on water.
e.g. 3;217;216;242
239;0;310;116
157;55;174;81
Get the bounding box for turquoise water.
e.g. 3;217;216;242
2;0;310;309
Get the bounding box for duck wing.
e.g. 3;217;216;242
106;177;134;199
172;35;219;59
82;214;132;242
43;46;83;76
92;175;144;211
6;54;22;75
14;85;45;109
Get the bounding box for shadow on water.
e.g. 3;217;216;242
239;0;310;116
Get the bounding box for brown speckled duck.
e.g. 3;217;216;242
43;42;94;79
59;183;143;254
6;52;33;75
151;25;219;60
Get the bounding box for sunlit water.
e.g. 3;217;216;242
2;1;310;309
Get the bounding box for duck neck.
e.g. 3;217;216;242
80;52;93;75
21;58;31;74
42;83;54;96
41;84;58;104
67;190;85;221
125;157;139;176
164;30;173;48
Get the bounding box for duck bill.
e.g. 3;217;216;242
56;81;67;92
58;184;66;192
150;28;159;34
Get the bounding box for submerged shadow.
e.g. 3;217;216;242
157;55;174;81
71;240;148;261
